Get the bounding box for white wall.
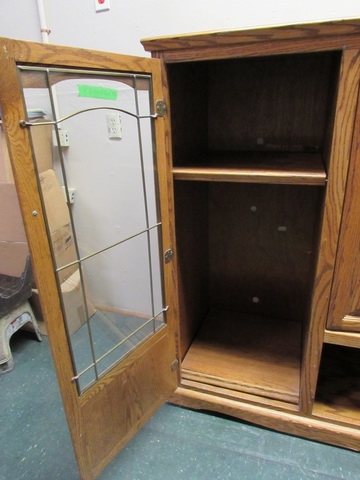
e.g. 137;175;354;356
2;1;360;312
1;1;360;56
0;0;41;42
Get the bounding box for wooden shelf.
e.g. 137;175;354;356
181;310;302;404
324;329;360;348
173;151;326;185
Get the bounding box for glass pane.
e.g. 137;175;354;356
19;66;166;393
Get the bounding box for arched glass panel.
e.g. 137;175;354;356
18;66;166;393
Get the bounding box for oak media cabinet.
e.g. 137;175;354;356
142;19;360;450
3;20;360;479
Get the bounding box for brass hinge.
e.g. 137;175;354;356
164;248;174;263
171;359;179;371
156;100;167;117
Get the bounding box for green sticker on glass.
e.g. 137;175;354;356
77;84;118;100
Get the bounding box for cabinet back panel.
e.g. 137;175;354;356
208;183;323;321
168;52;340;169
207;52;340;152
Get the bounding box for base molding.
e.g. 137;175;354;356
169;386;360;451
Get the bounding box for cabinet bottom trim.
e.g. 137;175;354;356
169;387;360;451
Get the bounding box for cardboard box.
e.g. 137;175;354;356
0;241;29;277
31;269;96;336
51;224;77;283
0;124;52;275
0;183;29;277
39;169;70;232
0;122;52;183
31;123;52;173
0;183;27;243
62;269;96;335
0;127;14;183
0;175;76;280
39;169;77;282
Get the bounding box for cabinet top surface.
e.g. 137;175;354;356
141;18;360;54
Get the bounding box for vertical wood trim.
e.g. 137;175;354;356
300;48;360;414
151;56;181;364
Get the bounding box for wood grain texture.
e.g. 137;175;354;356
206;53;338;152
174;181;209;359
142;20;360;64
0;38;178;480
167;62;208;167
208;183;321;322
181;310;301;403
326;87;360;331
174;181;322;350
314;344;360;427
300;48;360;414
142;20;360;52
0;37;156;73
4;16;360;466
180;378;299;412
78;330;177;479
173;152;326;185
169;386;360;451
324;329;360;348
158;21;360;447
168;52;339;170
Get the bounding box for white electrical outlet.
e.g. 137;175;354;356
61;186;76;204
106;113;122;139
53;130;70;147
95;0;110;12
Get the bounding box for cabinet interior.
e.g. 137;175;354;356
314;344;360;425
169;50;342;405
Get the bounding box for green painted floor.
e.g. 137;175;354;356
1;332;360;480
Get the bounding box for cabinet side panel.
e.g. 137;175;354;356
167;63;208;166
174;182;209;358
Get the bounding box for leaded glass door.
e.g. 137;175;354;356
0;38;178;480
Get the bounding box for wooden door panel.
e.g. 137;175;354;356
327;88;360;332
0;38;178;480
79;331;176;478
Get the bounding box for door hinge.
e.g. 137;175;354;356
156;100;167;117
171;359;179;371
164;248;174;263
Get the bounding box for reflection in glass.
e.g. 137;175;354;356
19;66;166;393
